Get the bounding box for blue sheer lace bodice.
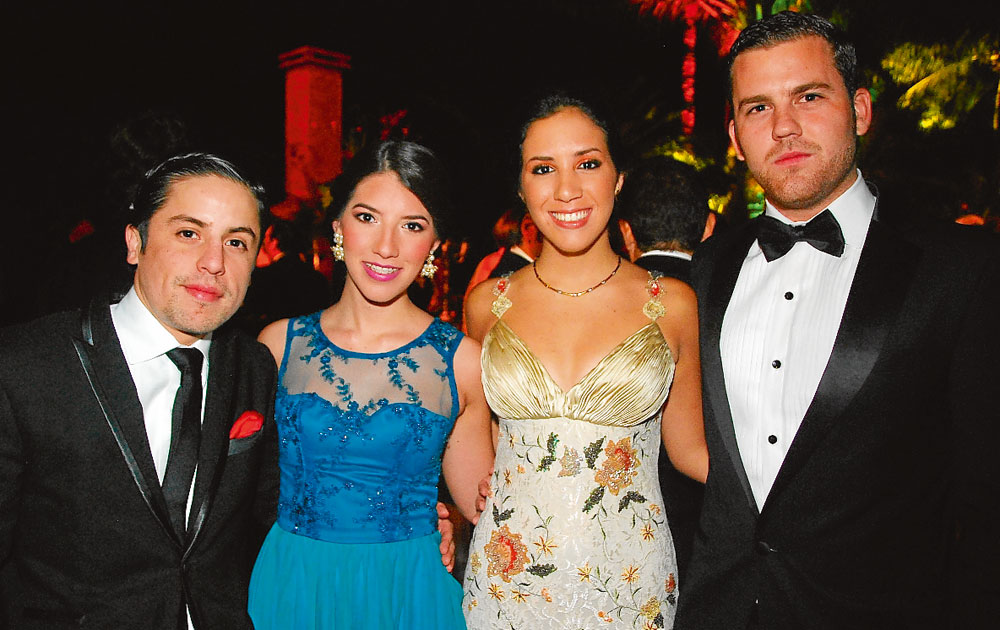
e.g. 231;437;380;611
274;312;463;544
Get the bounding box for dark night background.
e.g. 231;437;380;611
4;0;998;325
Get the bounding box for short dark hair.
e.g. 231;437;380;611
618;157;709;252
128;152;266;249
726;11;860;106
330;140;453;238
518;92;625;180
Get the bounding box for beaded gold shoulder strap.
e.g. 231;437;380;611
491;275;513;318
642;272;666;320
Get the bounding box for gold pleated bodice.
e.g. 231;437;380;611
482;319;674;426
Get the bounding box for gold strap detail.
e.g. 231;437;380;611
642;272;666;320
491;275;513;318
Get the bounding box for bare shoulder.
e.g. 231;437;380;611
465;277;503;341
454;334;484;375
257;318;290;365
658;277;697;316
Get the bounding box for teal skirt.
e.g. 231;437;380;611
248;523;465;629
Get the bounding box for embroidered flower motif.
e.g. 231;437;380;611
485;524;529;582
594;437;639;496
508;432;515;448
641;523;655;541
622;565;640;584
640;596;662;619
517;464;525;474
466;599;478;612
644;622;658;630
469;552;482;574
534;536;558;557
649;503;662;515
504;469;512;485
577;563;593;582
541;587;552;602
665;573;676;593
598;610;615;623
511;588;529;603
558;446;582;477
488;583;505;601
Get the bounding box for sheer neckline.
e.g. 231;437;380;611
309;312;439;359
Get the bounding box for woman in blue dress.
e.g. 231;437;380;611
248;140;494;629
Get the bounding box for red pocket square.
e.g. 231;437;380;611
230;411;264;440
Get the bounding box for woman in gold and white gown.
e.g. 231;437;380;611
463;95;708;630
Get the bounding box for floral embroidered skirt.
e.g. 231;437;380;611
249;523;465;629
464;417;677;629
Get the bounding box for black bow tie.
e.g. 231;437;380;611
755;209;846;262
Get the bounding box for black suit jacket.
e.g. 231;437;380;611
0;296;278;629
636;252;692;286
489;249;532;279
677;200;1000;630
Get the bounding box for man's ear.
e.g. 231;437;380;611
702;212;717;242
125;225;142;265
728;119;746;162
618;219;639;262
853;88;873;137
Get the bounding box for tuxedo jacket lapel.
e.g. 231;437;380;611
702;225;760;515
185;329;237;553
766;218;920;504
73;297;178;545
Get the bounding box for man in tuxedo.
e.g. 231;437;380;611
617;156;715;581
677;12;999;630
0;153;280;629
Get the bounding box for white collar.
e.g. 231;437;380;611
509;245;534;262
111;286;212;365
639;249;693;262
764;169;876;250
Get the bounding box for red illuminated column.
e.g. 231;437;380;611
278;47;351;202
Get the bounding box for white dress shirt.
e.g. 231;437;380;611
110;287;211;483
509;244;534;263
720;172;876;508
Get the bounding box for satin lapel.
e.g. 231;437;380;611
73;297;179;546
700;225;759;515
766;219;919;503
184;328;236;555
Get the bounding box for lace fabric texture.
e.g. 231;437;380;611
465;276;679;629
274;312;462;543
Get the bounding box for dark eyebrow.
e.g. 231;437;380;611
166;215;257;242
793;82;832;95
736;82;833;110
228;226;258;241
352;203;429;223
525;147;603;162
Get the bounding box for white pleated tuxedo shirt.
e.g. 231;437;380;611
720;172;876;508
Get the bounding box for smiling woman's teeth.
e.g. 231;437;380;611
553;210;588;222
365;262;397;274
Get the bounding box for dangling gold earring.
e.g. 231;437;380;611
331;232;344;261
420;251;437;279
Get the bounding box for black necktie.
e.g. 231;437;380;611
163;347;203;540
755;209;846;262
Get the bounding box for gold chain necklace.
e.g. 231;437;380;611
532;256;622;297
